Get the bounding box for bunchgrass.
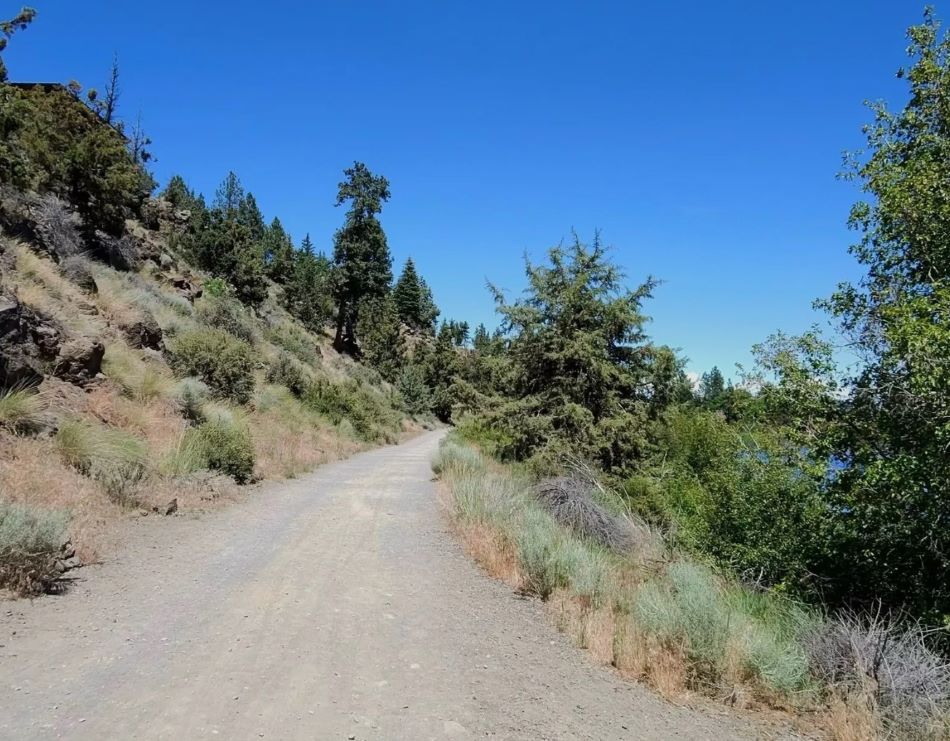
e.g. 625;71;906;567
0;386;45;434
55;419;148;506
433;437;827;705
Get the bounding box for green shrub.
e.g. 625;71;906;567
0;386;44;434
166;328;255;404
0;502;69;594
266;322;319;365
303;379;400;441
266;352;308;397
195;293;258;343
55;419;147;506
182;417;255;483
173;377;211;421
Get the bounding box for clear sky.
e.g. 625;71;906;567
4;1;929;378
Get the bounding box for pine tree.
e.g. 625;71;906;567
331;162;392;354
264;217;295;284
213;171;244;215
393;258;423;328
237;193;265;243
286;234;333;330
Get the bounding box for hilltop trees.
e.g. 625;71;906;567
393;258;439;332
332;162;392;354
0;7;36;82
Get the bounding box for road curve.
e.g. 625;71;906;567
0;430;784;740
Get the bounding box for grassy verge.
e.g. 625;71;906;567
432;437;950;740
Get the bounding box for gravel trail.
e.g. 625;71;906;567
0;430;794;739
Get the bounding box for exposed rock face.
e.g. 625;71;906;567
0;294;62;387
53;338;104;385
122;312;163;350
88;230;141;272
0;188;84;262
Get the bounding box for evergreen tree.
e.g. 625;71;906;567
357;295;405;382
264;217;295;284
213;171;244;215
393;258;423;328
487;232;659;470
237;192;265;243
286;234;333;330
418;277;439;332
331;162;392;354
699;366;726;405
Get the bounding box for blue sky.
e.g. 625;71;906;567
5;1;928;378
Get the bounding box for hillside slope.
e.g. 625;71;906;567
0;189;428;593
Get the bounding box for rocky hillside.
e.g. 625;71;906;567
0;187;427;594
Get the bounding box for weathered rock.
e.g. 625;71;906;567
170;275;202;302
0;188;83;262
62;556;82;570
53;338;105;385
0;294;62;387
88;230;141;272
122;312;163;350
59;256;98;294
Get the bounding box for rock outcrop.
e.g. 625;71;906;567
0;293;62;387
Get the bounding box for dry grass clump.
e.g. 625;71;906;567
0;434;120;563
807;610;950;739
55;418;148;506
534;476;634;552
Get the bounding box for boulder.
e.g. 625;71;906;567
122;312;163;350
88;230;141;272
0;188;84;262
53;338;104;386
0;294;62;387
59;256;98;295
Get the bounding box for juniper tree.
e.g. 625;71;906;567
487;232;659;470
331;162;392;354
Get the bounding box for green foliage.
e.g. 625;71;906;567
183;416;255;483
357;295;405;382
331;162;392;353
183;172;268;307
393;258;438;332
397;364;431;416
263;217;294;284
752;10;950;620
194;292;258;343
55;418;147;505
265;352;308;397
484;232;660;472
162;174;204;213
0;501;67;595
0;84;153;235
0;7;37;83
302;378;401;441
165;328;255;404
285;234;334;331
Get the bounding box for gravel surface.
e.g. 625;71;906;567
0;430;798;739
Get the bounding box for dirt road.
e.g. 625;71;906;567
0;431;789;739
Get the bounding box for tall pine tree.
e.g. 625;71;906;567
331;162;392;354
